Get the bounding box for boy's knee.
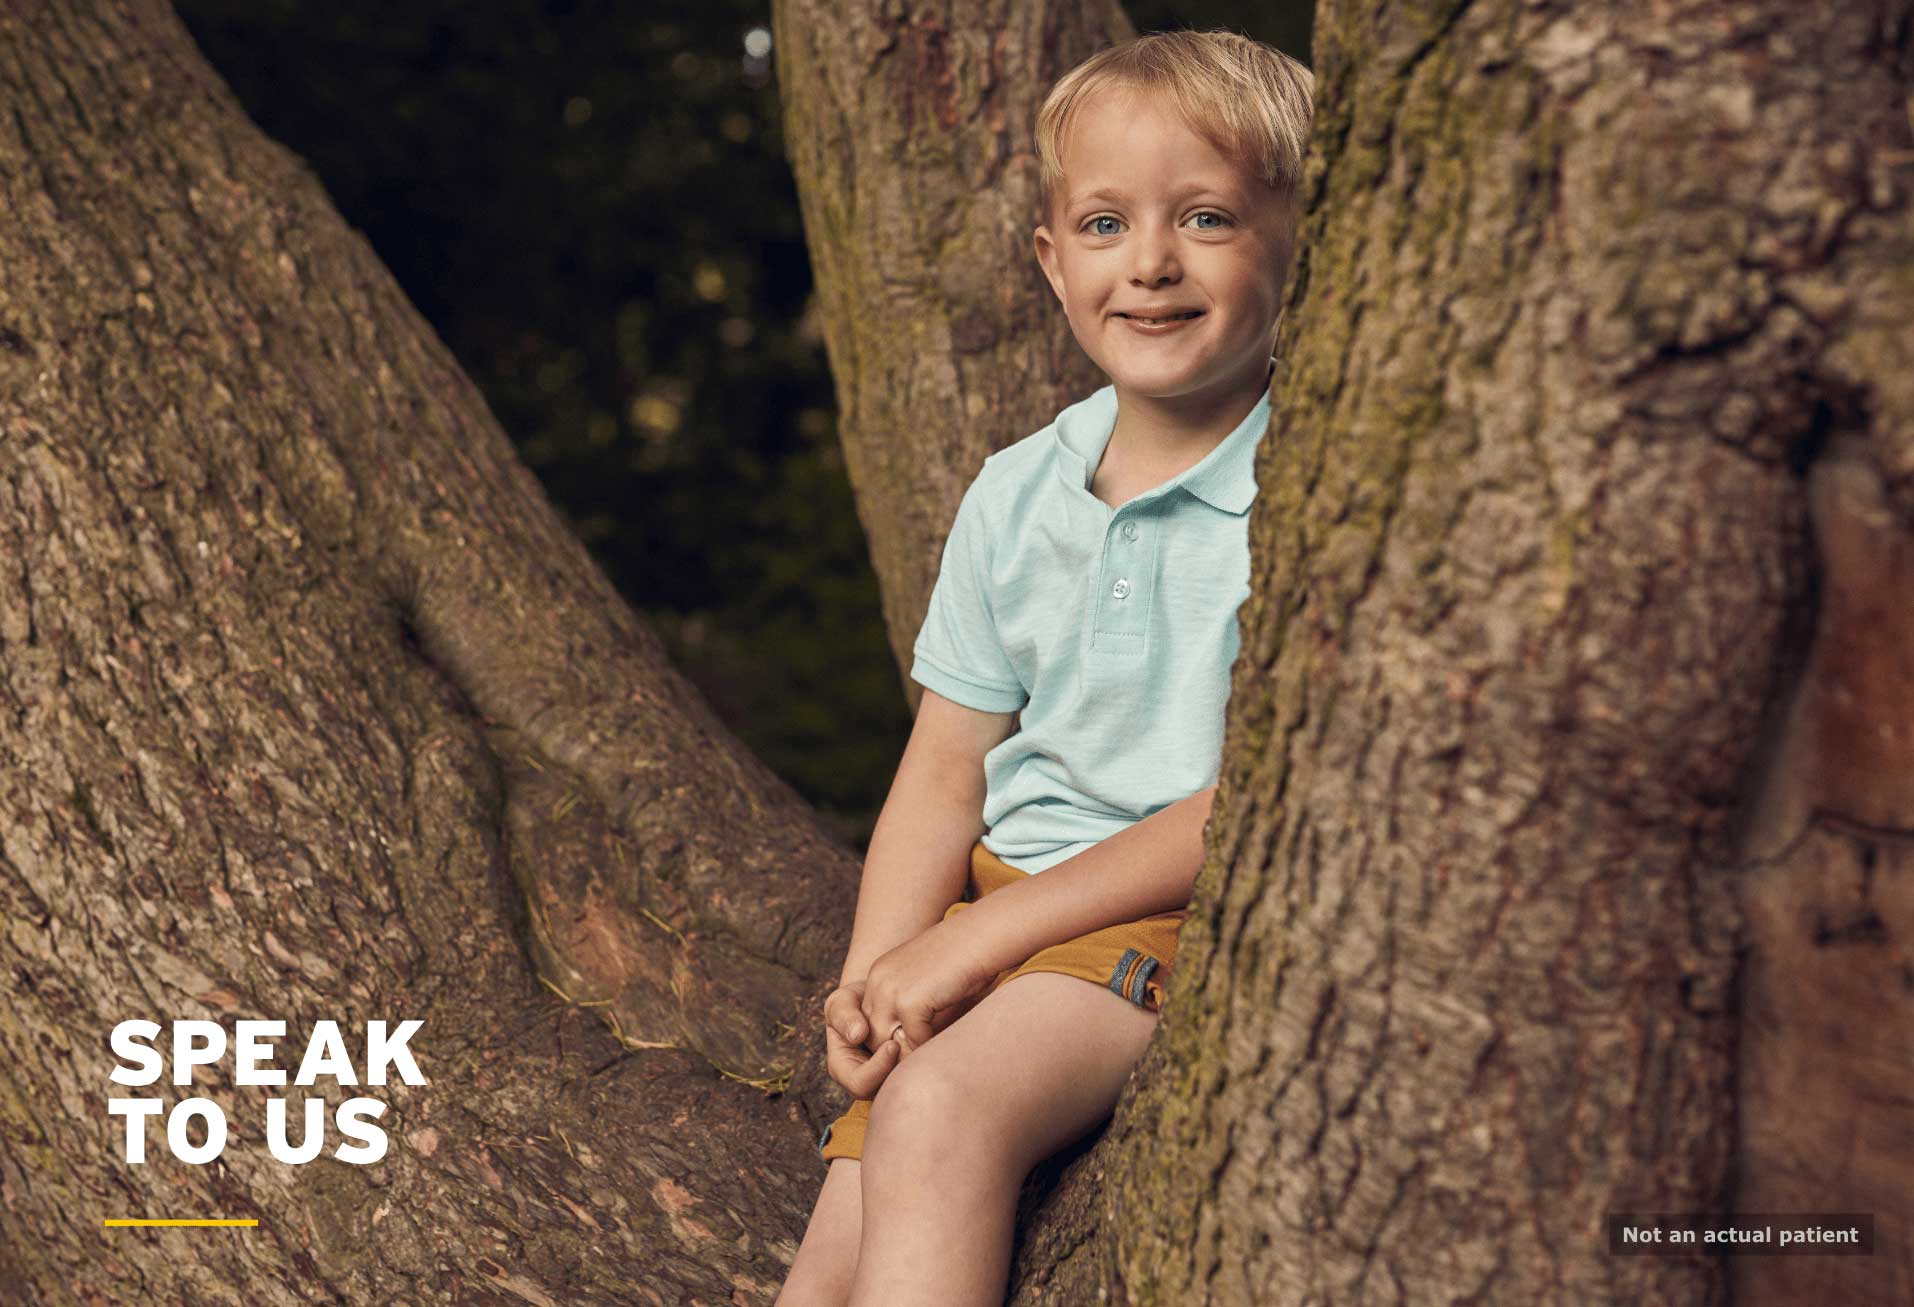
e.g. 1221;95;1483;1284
775;1261;852;1307
863;1059;992;1161
868;1060;965;1130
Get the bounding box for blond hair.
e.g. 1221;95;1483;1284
1035;30;1314;219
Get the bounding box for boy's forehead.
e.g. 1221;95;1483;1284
1053;91;1266;211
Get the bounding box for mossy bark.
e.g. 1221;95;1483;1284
1094;2;1914;1303
0;2;862;1301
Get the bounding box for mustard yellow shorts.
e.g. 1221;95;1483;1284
817;839;1187;1163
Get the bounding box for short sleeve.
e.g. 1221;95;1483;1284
910;470;1029;713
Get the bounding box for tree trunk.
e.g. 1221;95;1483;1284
0;3;862;1301
1094;2;1914;1303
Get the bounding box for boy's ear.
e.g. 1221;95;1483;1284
1032;226;1066;305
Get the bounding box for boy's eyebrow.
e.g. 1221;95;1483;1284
1065;181;1240;213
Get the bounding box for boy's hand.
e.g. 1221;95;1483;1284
859;915;998;1058
823;980;903;1098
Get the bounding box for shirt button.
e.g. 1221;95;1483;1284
1112;578;1131;599
1121;521;1139;541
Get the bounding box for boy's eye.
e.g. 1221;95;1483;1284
1086;215;1123;237
1187;210;1229;230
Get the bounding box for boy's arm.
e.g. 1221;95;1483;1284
837;688;1015;988
855;783;1215;1053
942;783;1218;980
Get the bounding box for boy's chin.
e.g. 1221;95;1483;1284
1103;363;1234;403
1097;349;1193;385
1099;346;1272;405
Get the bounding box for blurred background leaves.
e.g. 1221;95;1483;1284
175;0;1312;851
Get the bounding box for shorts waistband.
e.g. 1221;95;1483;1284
969;840;1033;898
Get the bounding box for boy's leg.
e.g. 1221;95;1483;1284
776;1157;863;1306
847;971;1159;1307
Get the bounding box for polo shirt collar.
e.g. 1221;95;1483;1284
1053;382;1272;516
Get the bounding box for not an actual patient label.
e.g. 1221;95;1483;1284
1607;1213;1874;1256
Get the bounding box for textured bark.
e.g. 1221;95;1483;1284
1734;453;1914;1307
1097;2;1914;1304
0;3;863;1302
773;0;1128;698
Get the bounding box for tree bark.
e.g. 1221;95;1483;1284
0;2;860;1301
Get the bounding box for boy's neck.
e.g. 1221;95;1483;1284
1097;357;1273;487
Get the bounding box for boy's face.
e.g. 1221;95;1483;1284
1033;86;1291;412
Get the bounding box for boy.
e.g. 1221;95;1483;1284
777;30;1314;1307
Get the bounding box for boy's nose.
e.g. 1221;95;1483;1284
1129;228;1180;287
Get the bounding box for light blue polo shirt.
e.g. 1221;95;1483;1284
910;382;1270;873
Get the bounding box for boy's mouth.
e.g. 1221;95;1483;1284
1115;310;1204;324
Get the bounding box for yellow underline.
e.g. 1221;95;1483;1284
103;1219;258;1228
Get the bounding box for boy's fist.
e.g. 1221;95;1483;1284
823;980;904;1099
